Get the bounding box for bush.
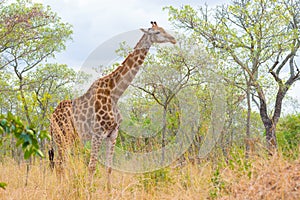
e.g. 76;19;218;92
0;112;50;159
277;114;300;159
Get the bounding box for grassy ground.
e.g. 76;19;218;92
0;152;299;200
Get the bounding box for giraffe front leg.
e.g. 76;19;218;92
106;127;118;192
88;133;103;180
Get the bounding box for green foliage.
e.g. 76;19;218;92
209;146;255;198
0;112;50;159
0;182;7;190
116;33;210;154
27;63;88;125
0;0;73;70
166;0;300;98
209;167;225;199
228;147;252;178
277;114;300;158
166;0;300;152
0;63;88;134
0;0;77;136
139;168;173;192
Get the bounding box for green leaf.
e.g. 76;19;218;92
0;182;7;190
7;112;14;121
16;139;24;147
39;130;51;141
10;124;16;132
26;129;34;136
24;150;32;160
22;141;30;149
0;119;7;126
35;149;45;158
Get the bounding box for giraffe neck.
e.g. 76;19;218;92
110;34;152;102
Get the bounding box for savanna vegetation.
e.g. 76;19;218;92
0;0;300;199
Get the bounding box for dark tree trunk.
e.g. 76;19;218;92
265;122;277;151
263;117;277;152
258;83;289;153
257;86;276;153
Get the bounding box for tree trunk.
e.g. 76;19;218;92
18;78;32;126
260;115;277;152
257;86;277;153
258;83;288;153
161;104;167;164
265;121;277;152
245;82;251;158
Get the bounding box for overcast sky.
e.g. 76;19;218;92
32;0;299;109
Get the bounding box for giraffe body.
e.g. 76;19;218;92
49;22;176;191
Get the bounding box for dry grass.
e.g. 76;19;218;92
220;154;300;200
0;153;299;200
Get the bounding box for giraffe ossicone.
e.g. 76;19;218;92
49;21;176;191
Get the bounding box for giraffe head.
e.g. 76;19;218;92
140;21;176;44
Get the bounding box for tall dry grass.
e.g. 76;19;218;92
0;151;299;200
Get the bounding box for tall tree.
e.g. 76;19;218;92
167;0;300;152
27;63;88;129
0;0;72;125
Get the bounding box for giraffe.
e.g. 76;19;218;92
49;21;176;190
